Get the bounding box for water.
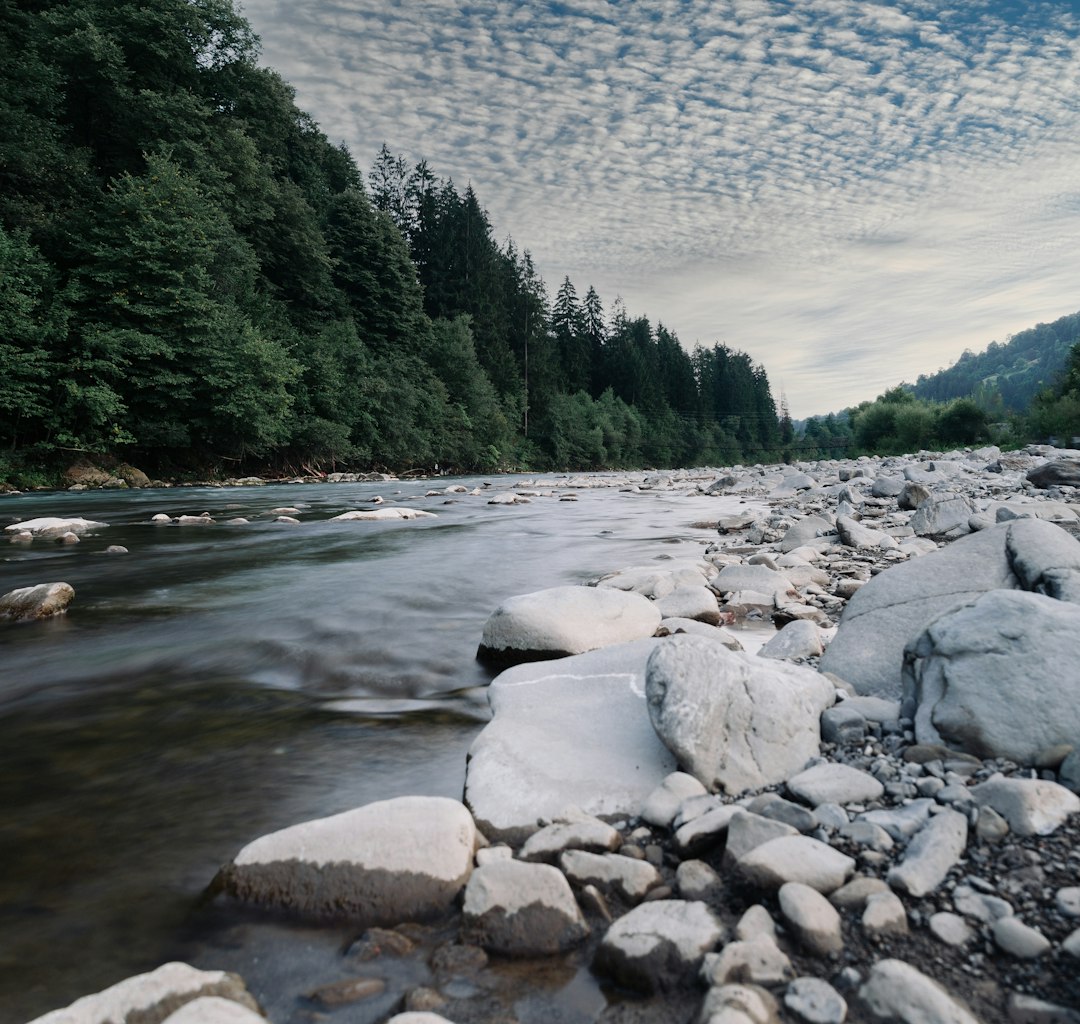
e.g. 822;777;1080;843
0;475;758;1022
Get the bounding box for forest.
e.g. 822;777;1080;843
0;0;787;485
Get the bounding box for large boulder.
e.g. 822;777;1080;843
1027;459;1080;489
477;585;661;665
910;493;975;540
819;520;1080;697
645;635;836;796
0;582;75;622
4;517;107;538
464;640;677;843
218;796;475;922
26;962;258;1024
903;589;1080;761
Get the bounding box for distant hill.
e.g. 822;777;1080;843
909;311;1080;412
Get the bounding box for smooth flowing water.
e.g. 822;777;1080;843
0;476;756;1022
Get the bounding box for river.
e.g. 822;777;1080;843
0;474;759;1023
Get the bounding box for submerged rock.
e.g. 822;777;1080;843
0;582;75;622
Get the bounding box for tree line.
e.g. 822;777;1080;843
0;0;785;484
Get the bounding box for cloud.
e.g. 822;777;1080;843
238;0;1080;417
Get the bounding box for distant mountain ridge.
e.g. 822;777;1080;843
909;310;1080;412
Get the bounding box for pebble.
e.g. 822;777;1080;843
928;912;974;947
992;916;1052;958
1056;886;1080;917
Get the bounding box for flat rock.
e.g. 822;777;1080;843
758;620;823;661
710;563;796;600
905;590;1080;762
736;835;855;894
992;916;1052;958
786;764;885;807
462;859;588;956
559;850;661;902
969;774;1080;836
654;585;721;624
887;808;968;898
331;507;437;521
478;585;661;665
593;899;724;994
220;796;475;922
858;958;980;1023
464;640;677;843
0;582;75;622
646;635;835;796
518;815;620;862
723;810;799;865
26;962;259;1024
4;516;107;537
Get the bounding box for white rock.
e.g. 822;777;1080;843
701;938;794;987
386;1015;457;1024
700;984;780;1024
0;582;75;622
862;891;908;937
26;963;258;1024
518;815;620;862
331;507;437;521
723;810;799;865
675;804;742;855
675;859;723;900
4;516;106;537
594;899;724;994
928;912;974;947
464;640;677;843
462;859;588;955
758;620;823;661
887;808;967;898
858;959;981;1023
736;835;855;893
786;764;885;807
735;904;778;943
162;997;267;1024
784;977;848;1024
560;850;661;902
595;562;711;599
478;585;661;663
223;796;475;922
646;635;835;796
778;882;844;955
654;585;722;624
992;917;1052;958
969;774;1080;837
640;771;708;828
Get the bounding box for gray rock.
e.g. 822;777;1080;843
462;859;589;955
674;804;741;855
465;640;676;843
814;804;850;830
837;821;894;852
928;912;974;947
1064;928;1080;959
710;563;796;599
858;958;981;1023
640;771;708;828
898;481;932;511
862;891;908;937
646;635;835;796
654;586;722;625
782;516;834;552
1028;459;1080;489
970;774;1080;836
0;582;75;622
26;963;259;1024
518;814;621;862
820;705;867;745
749;793;818;833
702;938;794;987
828;876;891;910
1006;993;1080;1024
952;884;1013;924
886;808;967;897
221;796;475;922
836;515;890;550
735;904;778;943
857;799;934;841
778;882;844;955
905;590;1080;762
736;835;855;894
872;477;905;498
992;916;1051;958
787;764;885;807
723;810;799;865
758;620;823;661
700;984;781;1024
911;494;975;540
1056;886;1080;917
840;696;901;724
559;850;661;903
785;977;848;1024
1005;517;1080;601
593;899;724;994
675;859;722;900
478;585;661;665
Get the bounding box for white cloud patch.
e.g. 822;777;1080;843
238;0;1080;416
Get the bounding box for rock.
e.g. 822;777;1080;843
820;705;867;746
911;494;975;539
952;884;1013;923
4;516;107;538
675;859;723;900
1007;994;1080;1024
749;794;817;833
659;617;745;648
837;821;894;852
886;808;967;897
518;814;620;862
702;938;794;987
25;962;259;1024
387;1015;456;1024
828;876;891;910
477;585;661;665
594;899;724;994
161;997;267;1024
820;522;1024;697
836;515;890;550
858;958;981;1023
699;984;780;1024
219;795;475;922
781;515;833;552
596;562;711;599
105;545;128;555
735;835;855;894
786;764;885;807
710;563;796;600
872;477;905;498
307;976;386;1007
778;882;844;955
330;508;437;521
722;810;799;865
735;904;778;943
1027;459;1080;489
1064;929;1080;959
641;771;708;828
464;640;677;843
674;804;742;855
654;586;722;624
461;859;588;956
1057;887;1080;917
969;774;1080;836
116;464;151;488
904;590;1080;761
992;916;1052;958
646;635;835;795
559;850;661;902
928;912;974;947
785;977;848;1024
857;799;934;841
0;582;75;622
862;891;908;937
758;620;823;661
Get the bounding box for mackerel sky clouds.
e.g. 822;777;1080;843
238;0;1080;417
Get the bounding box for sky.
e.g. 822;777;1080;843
237;0;1080;418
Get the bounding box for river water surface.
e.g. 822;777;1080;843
0;475;758;1023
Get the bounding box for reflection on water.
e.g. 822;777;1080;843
0;477;757;1022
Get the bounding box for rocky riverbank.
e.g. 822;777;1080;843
19;445;1080;1024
